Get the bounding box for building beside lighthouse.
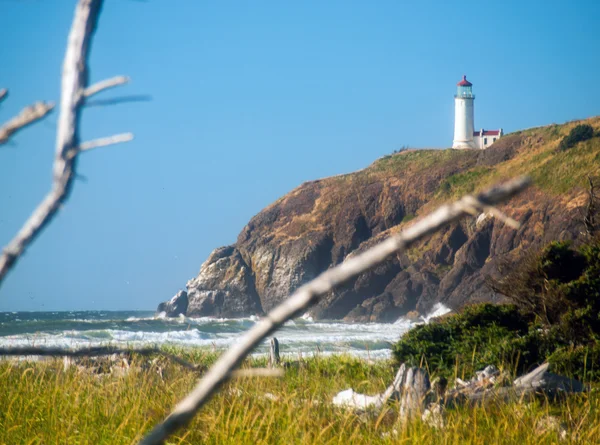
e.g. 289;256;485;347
452;75;503;149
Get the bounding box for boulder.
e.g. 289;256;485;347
156;290;188;317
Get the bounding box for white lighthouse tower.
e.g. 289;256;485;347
453;75;476;149
452;75;503;149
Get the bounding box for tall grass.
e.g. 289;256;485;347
0;350;599;444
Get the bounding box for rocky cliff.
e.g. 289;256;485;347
158;117;600;321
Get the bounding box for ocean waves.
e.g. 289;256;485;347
0;304;451;360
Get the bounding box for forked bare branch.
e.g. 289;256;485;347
0;0;110;286
139;176;531;445
0;101;55;145
0;0;134;286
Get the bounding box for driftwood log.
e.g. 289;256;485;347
398;367;431;422
445;362;586;407
333;361;585;424
333;363;432;419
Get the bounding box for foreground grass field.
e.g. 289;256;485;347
1;350;599;444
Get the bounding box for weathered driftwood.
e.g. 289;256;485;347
445;362;585;407
398;367;431;422
140;177;531;445
267;337;306;370
269;337;281;368
333;361;585;428
333;364;407;411
513;362;585;395
333;363;432;422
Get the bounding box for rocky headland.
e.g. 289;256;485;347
158;117;600;321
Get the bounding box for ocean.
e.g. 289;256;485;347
0;304;451;359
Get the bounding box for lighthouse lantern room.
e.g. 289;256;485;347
452;75;502;150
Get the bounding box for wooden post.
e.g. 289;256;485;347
269;337;280;368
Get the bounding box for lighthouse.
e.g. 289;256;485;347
453;75;475;149
452;75;503;150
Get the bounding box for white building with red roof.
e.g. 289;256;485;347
452;75;503;149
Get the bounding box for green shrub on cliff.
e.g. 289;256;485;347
394;238;600;381
493;239;600;345
559;123;595;151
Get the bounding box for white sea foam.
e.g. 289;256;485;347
301;312;314;322
0;304;451;360
420;303;452;323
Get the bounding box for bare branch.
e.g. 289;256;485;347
83;75;130;99
0;101;55;145
463;196;521;229
79;132;133;152
0;0;104;286
139;176;531;445
0;88;7;104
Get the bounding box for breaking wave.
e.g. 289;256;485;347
0;304;451;360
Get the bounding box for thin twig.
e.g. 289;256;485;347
0;88;8;104
0;101;55;145
139;176;531;445
79;132;133;152
83;75;130;99
463;196;521;229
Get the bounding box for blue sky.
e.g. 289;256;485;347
0;0;598;311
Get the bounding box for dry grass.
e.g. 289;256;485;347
0;350;599;444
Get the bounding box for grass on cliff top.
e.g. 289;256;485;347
371;117;600;202
372;148;474;175
1;350;599;444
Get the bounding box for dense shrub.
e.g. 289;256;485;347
548;344;600;382
395;239;600;381
489;240;596;332
392;304;539;379
558;124;595;151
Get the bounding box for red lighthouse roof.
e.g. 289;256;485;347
457;75;472;86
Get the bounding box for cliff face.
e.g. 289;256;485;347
159;117;600;321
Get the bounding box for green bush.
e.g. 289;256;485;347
489;240;596;333
548;344;600;382
392;304;537;379
395;238;600;381
558;124;594;151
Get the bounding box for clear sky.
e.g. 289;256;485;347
0;0;598;311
